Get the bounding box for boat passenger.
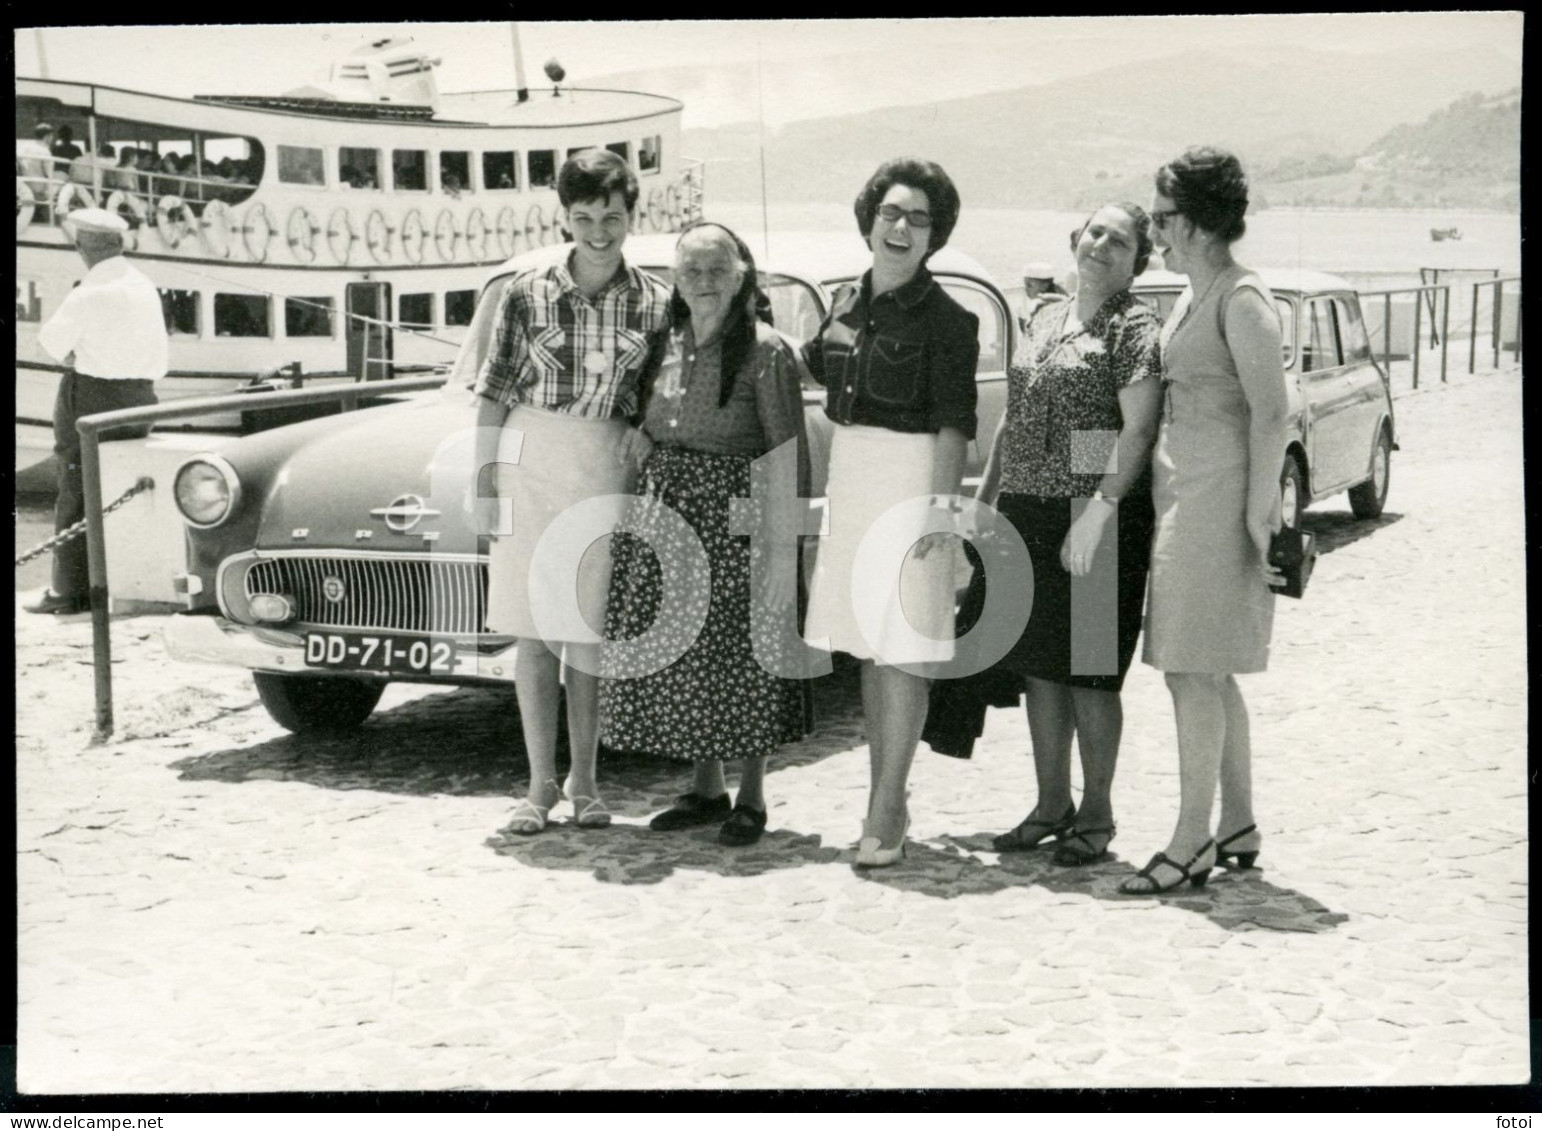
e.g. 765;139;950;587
1018;260;1067;330
599;222;814;847
471;149;673;835
109;148;141;193
442;171;463;198
17;122;55;190
974;203;1163;866
51;125;83;163
1122;146;1288;895
802;157;979;867
69;143;114;188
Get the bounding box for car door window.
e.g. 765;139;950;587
1333;296;1372;362
939;278;1007;373
761;273;824;344
1302;298;1342;374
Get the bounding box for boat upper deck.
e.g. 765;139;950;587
193;87;683;129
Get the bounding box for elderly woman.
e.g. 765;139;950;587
600;222;813;846
1119;147;1288;895
803;157;979;867
976;203;1164;866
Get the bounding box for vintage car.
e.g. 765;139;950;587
163;232;1017;732
1131;268;1396;530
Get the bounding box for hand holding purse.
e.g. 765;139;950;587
1267;526;1316;599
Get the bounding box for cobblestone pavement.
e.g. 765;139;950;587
15;365;1527;1093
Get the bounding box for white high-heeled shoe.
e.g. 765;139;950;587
855;813;910;868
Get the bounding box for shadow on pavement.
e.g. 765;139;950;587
1302;510;1402;556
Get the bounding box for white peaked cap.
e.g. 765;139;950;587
1022;260;1057;280
62;208;130;236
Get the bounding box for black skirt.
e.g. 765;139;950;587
993;489;1154;692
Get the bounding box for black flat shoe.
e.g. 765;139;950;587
717;804;767;847
23;590;90;615
1053;824;1116;867
650;791;731;831
992;803;1076;853
1119;840;1217;896
1216;824;1261;869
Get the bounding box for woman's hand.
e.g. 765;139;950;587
1059;501;1112;576
616;427;654;471
1247;503;1286;587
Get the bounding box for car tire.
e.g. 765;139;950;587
1348;426;1392;520
1280;455;1306;531
253;671;385;734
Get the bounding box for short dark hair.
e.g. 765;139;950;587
1155;147;1249;243
853;157;961;256
556;148;639;212
1069;203;1155;276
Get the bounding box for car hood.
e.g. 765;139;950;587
250;397;484;555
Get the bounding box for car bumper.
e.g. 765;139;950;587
162;613;522;684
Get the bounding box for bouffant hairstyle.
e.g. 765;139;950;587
853;157;961;256
1155;146;1249;243
557;148;639;212
661;221;775;408
1067;203;1155;276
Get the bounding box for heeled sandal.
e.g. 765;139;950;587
991;803;1077;853
1118;839;1217;895
855;813;910;868
502;796;554;836
562;777;612;829
1216;824;1261;869
1053;824;1116;867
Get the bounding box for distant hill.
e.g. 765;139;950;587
674;44;1520;212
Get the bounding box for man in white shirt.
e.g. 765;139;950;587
26;208;168;616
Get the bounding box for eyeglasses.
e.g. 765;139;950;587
1150;209;1181;231
877;203;933;228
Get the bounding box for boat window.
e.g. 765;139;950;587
638;136;662;175
284;297;336;338
605;142;630;165
277;145;325;187
440;151;471;196
1333;296;1372;362
482;151;518;191
339;147;380;190
1302;298;1342;373
444;290;477;327
399;293;434;329
393;149;428;192
159;290;199;337
528;150;556;188
214;294;271;338
15;95;82;195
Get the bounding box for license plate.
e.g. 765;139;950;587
304;631;457;675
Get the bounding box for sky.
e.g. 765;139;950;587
14;15;1524;130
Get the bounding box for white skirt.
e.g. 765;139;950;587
805;423;955;665
486;405;634;642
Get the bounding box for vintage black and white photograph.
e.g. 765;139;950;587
12;15;1526;1099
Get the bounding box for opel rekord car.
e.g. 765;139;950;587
163;232;1017;732
1131;268;1396;531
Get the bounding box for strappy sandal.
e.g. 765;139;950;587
1215;824;1261;869
501;796;554;836
563;777;613;829
991;803;1076;853
1118;839;1217;895
1052;824;1116;867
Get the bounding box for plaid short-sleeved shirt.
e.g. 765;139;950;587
473;256;673;420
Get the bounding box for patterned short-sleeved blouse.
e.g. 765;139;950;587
999;289;1162;499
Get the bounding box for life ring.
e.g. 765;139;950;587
286;206;318;264
546;203;565;244
16;176;36;236
154;194;193;248
665;183;683;230
401;209;426;263
242;203;274;263
433;209;458;261
199;199;235;259
494;206;517;258
364;209;392;264
325;207;355;265
646;187;666;232
465;208;489;261
55;182;99;224
104;190;149;228
525;204;544;248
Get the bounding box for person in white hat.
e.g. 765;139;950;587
25;208;167;615
1019;259;1068;330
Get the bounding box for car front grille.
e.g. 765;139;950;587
241;553;488;635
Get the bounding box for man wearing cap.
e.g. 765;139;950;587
1019;260;1068;331
25;208;166;616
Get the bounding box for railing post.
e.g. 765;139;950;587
1493;281;1504;369
1440;285;1450;383
1412;286;1423;389
1383;293;1392;371
77;421;115;743
1470;283;1480;374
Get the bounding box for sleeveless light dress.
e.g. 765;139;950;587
1142;267;1277;674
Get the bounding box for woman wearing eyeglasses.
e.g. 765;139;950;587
975;203;1163;867
802;157;979;866
1120;147;1289;895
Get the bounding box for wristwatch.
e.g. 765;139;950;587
1091;489;1119;508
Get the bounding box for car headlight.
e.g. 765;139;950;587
174;456;242;528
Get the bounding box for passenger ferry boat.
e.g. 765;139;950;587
14;35;703;479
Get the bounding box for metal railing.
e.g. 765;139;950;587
69;375;449;742
1359;275;1522;388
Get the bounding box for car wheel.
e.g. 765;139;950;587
253;671;385;734
1348;426;1392;520
1279;456;1306;531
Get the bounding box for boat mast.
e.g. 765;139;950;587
509;24;530;104
33;28;50;78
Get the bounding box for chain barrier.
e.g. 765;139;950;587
15;477;154;568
